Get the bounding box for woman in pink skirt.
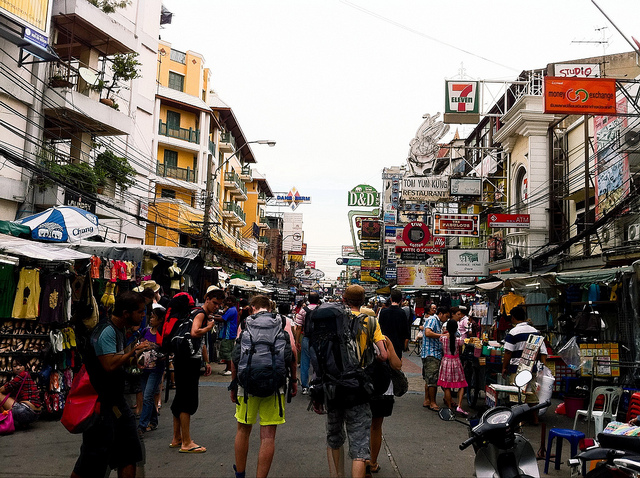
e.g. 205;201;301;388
438;319;468;416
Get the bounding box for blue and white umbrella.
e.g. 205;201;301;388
15;206;100;243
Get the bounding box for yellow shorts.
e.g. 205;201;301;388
235;393;286;426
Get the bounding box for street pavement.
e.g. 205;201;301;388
2;354;590;477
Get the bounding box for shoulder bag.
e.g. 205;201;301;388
61;365;100;434
0;375;27;435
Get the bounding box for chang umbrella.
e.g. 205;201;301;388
15;206;100;243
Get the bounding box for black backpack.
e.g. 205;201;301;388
307;303;379;408
167;307;204;358
302;305;316;338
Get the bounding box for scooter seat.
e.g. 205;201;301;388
597;433;640;454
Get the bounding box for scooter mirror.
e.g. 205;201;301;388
438;408;455;421
514;370;533;388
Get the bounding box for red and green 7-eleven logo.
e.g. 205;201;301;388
446;81;479;113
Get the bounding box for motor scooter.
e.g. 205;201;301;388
568;432;640;478
439;370;551;478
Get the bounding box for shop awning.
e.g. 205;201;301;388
0;220;30;238
72;243;201;263
0;233;91;261
555;266;632;284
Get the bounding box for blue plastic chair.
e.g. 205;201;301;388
544;428;586;474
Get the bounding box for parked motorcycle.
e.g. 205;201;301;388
568;432;640;478
439;370;551;478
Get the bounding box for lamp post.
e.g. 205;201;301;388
511;248;522;273
202;139;275;264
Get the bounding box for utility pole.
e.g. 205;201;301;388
202;150;214;264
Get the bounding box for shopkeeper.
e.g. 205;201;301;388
0;356;42;429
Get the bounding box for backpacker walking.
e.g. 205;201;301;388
309;285;388;478
229;295;297;478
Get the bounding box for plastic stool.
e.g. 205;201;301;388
544;428;586;474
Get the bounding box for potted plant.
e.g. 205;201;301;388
93;52;141;109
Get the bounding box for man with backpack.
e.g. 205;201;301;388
309;285;388;478
168;288;224;454
229;295;297;478
294;291;321;395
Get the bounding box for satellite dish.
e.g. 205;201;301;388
78;67;100;86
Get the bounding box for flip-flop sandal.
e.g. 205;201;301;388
370;463;381;473
169;442;182;448
428;405;440;412
179;446;206;453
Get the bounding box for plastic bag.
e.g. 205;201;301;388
536;364;555;416
557;336;581;370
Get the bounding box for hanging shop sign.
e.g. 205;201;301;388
553;63;601;78
1;0;53;39
363;250;381;260
360;260;381;271
444;80;480;124
450;177;482;196
397;265;443;287
446;249;490;277
305;261;316;268
274;187;311;210
342;245;356;256
402;222;431;246
433;213;479;236
395;228;445;255
543;77;617;115
359;241;379;252
348;184;380;207
385;265;397;280
359;271;378;282
487;213;530;228
360;220;381;240
385;226;396;244
401;176;449;201
294;267;325;280
368;271;388;284
336;257;362;266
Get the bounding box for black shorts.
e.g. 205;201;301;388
370;395;394;419
73;401;143;476
171;357;201;417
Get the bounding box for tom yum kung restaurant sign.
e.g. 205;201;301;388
544;77;617;115
401;176;449;201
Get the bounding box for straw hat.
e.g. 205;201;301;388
143;280;161;292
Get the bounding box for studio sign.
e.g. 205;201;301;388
348;184;380;207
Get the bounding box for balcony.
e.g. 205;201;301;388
219;131;236;153
222;201;246;226
156;162;198;183
257;211;268;227
257;192;267;204
258;236;270;247
158;121;200;144
208;140;216;155
224;171;248;200
239;164;252;182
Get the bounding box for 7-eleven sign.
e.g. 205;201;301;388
445;81;479;114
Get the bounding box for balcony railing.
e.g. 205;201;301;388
258;192;267;202
220;131;236;149
156;162;198;182
224;171;247;196
158;121;200;144
240;164;252;180
259;236;270;244
208;140;215;155
223;201;246;222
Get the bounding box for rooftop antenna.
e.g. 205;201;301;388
572;26;609;56
591;0;640;56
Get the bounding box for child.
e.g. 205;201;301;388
437;319;468;416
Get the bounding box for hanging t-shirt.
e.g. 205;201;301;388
40;273;66;324
12;267;41;320
0;262;16;318
116;261;128;281
500;292;525;315
102;259;112;281
90;256;101;279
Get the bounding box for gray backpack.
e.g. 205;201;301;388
236;311;290;417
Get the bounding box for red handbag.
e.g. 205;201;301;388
61;365;100;434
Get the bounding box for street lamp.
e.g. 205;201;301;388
511;248;522;273
202;139;276;264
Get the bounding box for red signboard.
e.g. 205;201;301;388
487;214;530;228
433;214;479;236
544;77;617;115
396;228;444;255
402;222;431;246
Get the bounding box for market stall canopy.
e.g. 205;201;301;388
72;243;200;263
0;220;31;238
0;233;91;261
15;206;99;243
228;278;271;293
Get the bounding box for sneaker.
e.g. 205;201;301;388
220;370;232;376
302;387;309;395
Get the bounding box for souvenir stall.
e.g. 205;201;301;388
0;233;93;418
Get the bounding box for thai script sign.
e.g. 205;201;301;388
401;176;449;201
397;265;443;287
433;213;479;236
544;77;617;115
348;184;380;207
450;177;482;196
487;214;530;228
446;249;489;277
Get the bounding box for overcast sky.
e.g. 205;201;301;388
160;0;640;280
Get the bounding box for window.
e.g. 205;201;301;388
161;189;176;199
166;110;180;131
168;71;184;92
170;49;186;64
164;149;178;168
514;167;528;214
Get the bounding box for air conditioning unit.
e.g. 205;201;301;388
628;224;640;241
626;130;640;147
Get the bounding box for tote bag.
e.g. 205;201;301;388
61;365;100;434
0;375;27;435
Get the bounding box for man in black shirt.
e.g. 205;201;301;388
378;290;410;359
